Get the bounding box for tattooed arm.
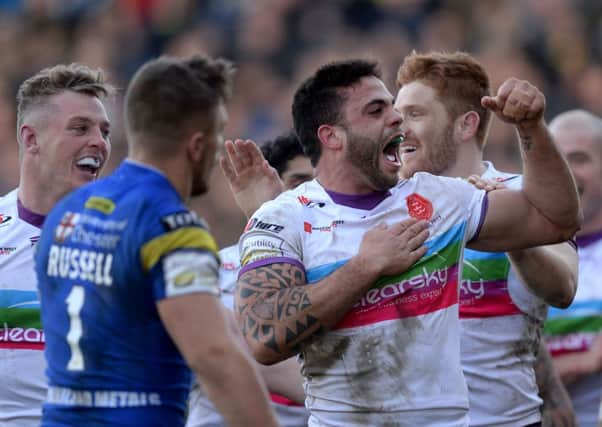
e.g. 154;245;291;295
536;341;577;427
236;218;429;364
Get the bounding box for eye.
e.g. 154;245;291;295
71;125;87;134
101;128;110;139
369;107;383;116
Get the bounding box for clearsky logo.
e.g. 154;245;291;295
0;322;45;349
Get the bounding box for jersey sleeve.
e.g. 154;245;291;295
239;197;304;275
140;210;221;301
432;175;488;242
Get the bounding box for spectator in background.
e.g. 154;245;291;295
544;109;602;427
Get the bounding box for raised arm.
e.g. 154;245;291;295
235;219;429;364
220;139;284;218
469;78;581;251
158;294;279;427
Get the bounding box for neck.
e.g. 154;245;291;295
315;154;383;194
18;160;63;215
129;151;190;202
440;142;486;179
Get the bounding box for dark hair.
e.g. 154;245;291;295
397;51;492;148
259;132;305;177
16;63;112;141
292;60;381;166
125;54;234;151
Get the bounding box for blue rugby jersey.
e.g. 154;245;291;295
35;160;220;427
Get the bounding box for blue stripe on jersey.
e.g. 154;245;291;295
0;289;40;309
306;222;466;284
464;249;507;261
306;259;348;284
548;300;602;319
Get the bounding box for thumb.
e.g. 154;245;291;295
481;96;499;111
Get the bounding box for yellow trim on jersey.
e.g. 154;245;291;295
85;196;116;214
140;227;218;272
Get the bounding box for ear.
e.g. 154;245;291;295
455;111;480;142
20;125;39;154
317;124;344;151
186;131;205;163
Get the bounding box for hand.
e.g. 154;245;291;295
220;139;285;218
466;175;507;192
481;78;546;132
357;218;429;277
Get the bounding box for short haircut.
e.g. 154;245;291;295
397;51;492;148
124;54;234;152
259;132;305;177
16;63;112;143
292;59;381;166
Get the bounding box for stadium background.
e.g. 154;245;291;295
0;0;599;246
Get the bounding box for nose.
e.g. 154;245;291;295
88;126;111;158
389;107;403;130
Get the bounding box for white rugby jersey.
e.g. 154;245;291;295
0;189;46;426
186;245;310;427
239;173;486;427
545;231;602;427
460;162;547;427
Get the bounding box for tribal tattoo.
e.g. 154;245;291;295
236;262;323;357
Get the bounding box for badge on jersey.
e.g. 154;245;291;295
163;251;220;298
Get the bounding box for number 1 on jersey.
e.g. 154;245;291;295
65;285;85;371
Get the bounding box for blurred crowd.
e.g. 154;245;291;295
0;0;600;246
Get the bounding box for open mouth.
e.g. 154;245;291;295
383;135;404;165
76;156;103;176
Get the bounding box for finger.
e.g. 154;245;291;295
402;220;430;238
524;94;545;121
495;78;516;104
225;139;246;172
245;140;267;168
219;155;237;182
406;227;430;249
236;139;257;167
389;218;419;235
481;96;500;112
408;245;428;264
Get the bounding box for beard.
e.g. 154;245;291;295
400;124;456;179
345;128;399;191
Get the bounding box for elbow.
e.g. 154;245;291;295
549;290;575;309
247;340;288;366
547;279;577;309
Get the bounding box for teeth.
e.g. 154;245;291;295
77;157;101;168
385;154;397;162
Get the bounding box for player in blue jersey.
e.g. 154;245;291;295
35;55;278;427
